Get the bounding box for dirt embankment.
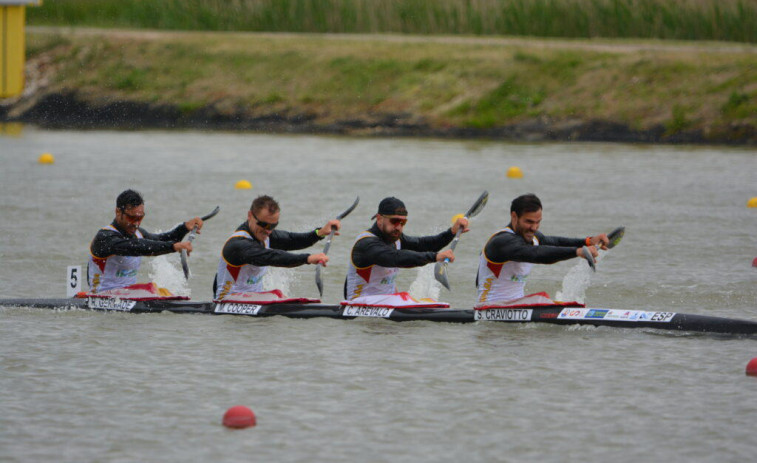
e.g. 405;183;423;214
2;28;756;145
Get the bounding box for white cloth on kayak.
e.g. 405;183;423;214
341;292;449;308
474;292;583;309
345;230;401;300
476;227;538;304
215;229;269;300
214;289;320;304
76;282;187;301
88;225;144;292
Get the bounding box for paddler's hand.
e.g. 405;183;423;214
451;217;470;235
174;241;193;255
587;233;609;250
436;249;455;262
308;253;329;265
577;245;599;259
317;219;341;238
184;217;204;233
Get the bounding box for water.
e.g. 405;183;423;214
1;128;756;462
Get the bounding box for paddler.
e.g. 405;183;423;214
345;197;469;300
476;193;608;304
87;189;203;294
214;195;340;300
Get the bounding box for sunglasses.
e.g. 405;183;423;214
251;211;278;231
120;209;145;223
385;216;407;226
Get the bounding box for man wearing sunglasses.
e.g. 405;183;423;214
214;195;339;300
87;189;203;293
345;197;468;300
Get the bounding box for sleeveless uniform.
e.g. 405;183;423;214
476;227;540;303
88;225;144;292
345;231;401;299
215;230;270;300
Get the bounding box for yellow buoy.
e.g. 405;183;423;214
506;166;523;178
748;197;757;208
38;153;55;164
235;180;252;190
451;213;464;225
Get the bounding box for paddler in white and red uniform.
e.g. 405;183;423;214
345;197;469;300
214;195;340;300
476;193;609;304
87;189;203;294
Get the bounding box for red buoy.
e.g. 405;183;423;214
752;257;757;267
746;358;757;376
223;405;256;428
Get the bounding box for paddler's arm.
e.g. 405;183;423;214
91;228;179;258
140;221;193;243
268;228;327;251
400;228;456;252
223;236;310;268
485;232;578;265
352;236;438;269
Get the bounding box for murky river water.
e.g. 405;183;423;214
1;128;756;462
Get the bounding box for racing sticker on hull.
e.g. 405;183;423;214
342;306;394;318
558;308;676;323
214;303;263;315
87;297;137;312
474;308;533;321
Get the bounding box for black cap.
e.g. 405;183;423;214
372;197;407;219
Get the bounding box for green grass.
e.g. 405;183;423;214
21;29;757;141
27;0;757;43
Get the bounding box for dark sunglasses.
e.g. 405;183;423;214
251;211;278;231
385;216;407;226
120;209;145;223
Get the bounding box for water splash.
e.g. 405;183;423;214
408;264;442;301
263;267;293;296
555;250;609;303
555;258;595;304
149;255;190;297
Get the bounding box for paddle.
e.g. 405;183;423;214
315;196;360;297
434;190;489;290
582;226;625;272
180;206;221;279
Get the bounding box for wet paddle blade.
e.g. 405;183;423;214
607;226;625;249
180;250;190;278
315;265;324;297
434;261;451;290
582;246;596;272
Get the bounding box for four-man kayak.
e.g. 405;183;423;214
1;297;756;336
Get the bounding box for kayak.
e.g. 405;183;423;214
2;297;756;335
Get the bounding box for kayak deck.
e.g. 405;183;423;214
1;298;756;336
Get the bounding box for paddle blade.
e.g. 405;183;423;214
465;191;489;219
581;246;596;272
337;196;360;220
180;249;190;279
434;261;451;290
606;226;625;249
315;265;324;297
201;206;221;221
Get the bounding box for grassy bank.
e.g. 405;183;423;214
14;29;757;142
27;0;757;43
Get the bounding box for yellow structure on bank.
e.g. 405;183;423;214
0;1;41;98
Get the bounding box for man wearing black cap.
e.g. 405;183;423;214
344;197;468;300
